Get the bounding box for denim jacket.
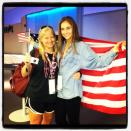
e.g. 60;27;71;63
57;41;117;99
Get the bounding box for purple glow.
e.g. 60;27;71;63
4;7;126;25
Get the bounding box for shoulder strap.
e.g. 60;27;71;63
34;48;39;58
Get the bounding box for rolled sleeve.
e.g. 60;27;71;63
79;42;117;69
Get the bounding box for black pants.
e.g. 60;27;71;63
55;97;81;125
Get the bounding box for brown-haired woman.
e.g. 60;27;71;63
55;16;126;125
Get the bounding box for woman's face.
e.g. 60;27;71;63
41;30;55;48
61;21;73;41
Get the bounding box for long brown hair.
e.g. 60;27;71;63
38;26;57;61
58;16;81;55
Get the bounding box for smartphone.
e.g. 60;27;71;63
30;57;39;64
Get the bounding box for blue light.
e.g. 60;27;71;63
26;7;77;33
27;7;77;18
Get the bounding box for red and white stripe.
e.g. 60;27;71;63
80;37;126;114
17;32;28;43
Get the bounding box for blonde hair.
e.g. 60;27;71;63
38;26;57;61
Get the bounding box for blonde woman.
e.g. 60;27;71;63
21;26;58;125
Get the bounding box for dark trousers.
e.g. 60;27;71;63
55;97;81;125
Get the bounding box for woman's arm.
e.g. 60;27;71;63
21;53;32;77
79;41;126;69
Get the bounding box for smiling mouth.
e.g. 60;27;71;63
49;43;54;46
64;35;70;37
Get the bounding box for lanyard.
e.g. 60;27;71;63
45;52;57;79
45;52;55;65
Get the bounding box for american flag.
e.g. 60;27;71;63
17;32;29;43
80;37;126;114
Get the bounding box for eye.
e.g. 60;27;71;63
51;36;54;38
61;28;64;31
67;26;71;30
44;37;48;39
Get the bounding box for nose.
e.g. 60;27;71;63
49;38;54;43
48;38;52;42
64;29;68;34
62;29;67;34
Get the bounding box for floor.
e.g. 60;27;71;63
3;69;127;129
